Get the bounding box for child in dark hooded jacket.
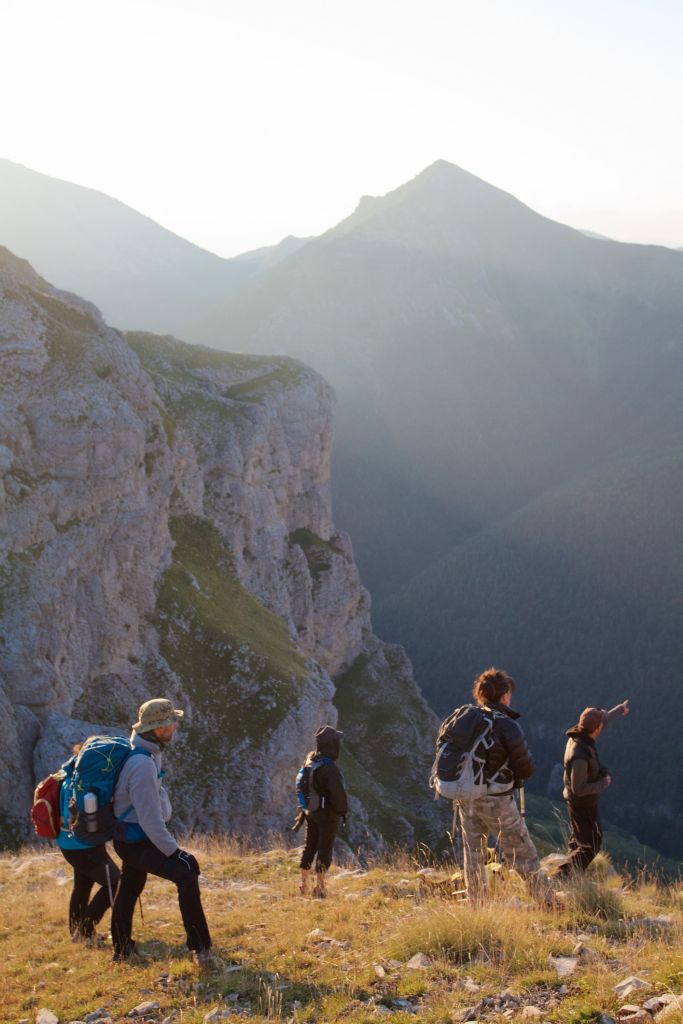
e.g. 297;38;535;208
299;725;348;898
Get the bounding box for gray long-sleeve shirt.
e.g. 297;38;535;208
113;732;177;856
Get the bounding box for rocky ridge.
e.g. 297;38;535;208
0;247;442;846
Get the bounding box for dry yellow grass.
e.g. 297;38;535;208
0;839;681;1024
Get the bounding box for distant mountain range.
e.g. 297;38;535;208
0;159;308;334
3;157;682;857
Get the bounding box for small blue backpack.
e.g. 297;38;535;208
295;755;333;813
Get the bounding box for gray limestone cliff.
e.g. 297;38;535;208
0;247;443;848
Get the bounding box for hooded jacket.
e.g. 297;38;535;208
310;726;348;817
562;732;608;803
563;703;627;804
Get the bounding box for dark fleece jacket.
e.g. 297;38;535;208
563;703;627;803
482;702;535;790
311;726;348;816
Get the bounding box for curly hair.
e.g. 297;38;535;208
472;667;516;705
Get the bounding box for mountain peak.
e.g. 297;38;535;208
328;159;545;250
410;158;475;183
395;158;524;209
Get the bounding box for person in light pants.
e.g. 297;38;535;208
455;668;552;902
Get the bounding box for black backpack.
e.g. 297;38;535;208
429;704;505;801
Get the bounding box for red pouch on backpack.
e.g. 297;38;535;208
31;773;64;838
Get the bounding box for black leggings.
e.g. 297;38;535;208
60;845;121;937
300;812;341;872
111;840;212;953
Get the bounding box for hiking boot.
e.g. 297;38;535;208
192;948;223;970
312;868;327;899
112;940;149;964
71;923;96;944
299;869;312;897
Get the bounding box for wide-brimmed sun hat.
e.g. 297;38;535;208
132;698;184;734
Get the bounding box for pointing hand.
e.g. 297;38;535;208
621;699;630;716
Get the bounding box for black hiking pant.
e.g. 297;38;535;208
60;845;121;937
562;800;603;873
300;811;341;872
111;840;212;954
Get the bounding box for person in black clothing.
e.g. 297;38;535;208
559;701;630;874
56;743;121;943
299;725;348;898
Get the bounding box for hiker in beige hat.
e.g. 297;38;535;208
110;698;214;964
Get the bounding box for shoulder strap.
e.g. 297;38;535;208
116;748;155;822
480;705;510;782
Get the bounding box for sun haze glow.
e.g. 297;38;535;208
3;0;682;255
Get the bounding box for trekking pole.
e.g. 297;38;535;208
105;862;115;908
450;801;465;869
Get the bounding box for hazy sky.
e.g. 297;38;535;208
3;0;682;255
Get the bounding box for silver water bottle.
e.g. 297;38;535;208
83;791;98;832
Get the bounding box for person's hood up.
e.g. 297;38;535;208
315;725;343;760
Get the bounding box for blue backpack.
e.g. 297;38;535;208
65;735;150;846
295;755;333;813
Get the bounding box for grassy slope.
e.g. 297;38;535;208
2;840;682;1024
149;515;308;782
126;330;307;393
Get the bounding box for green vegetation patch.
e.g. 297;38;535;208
340;747;422;845
154;515;306;753
153;400;177;448
29;288;98;368
0;812;23;851
165;388;244;426
335;653;446;847
223;362;306;400
128;331;264;375
6;466;34;489
0;546;43;618
54;517;82;535
335;654;436;811
127;330;307;400
288;528;344;585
